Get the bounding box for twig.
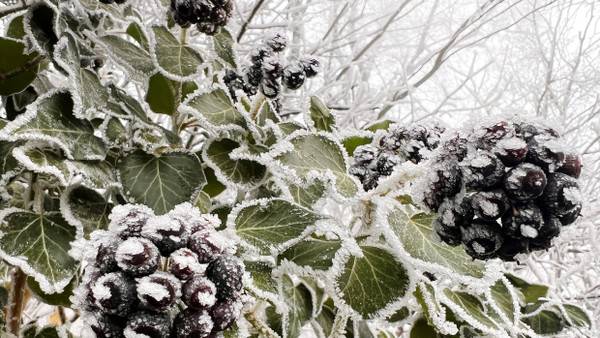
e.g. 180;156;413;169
237;0;266;42
6;268;27;336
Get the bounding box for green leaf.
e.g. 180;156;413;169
25;4;59;56
104;117;128;145
5;92;106;160
504;274;548;304
0;37;40;96
288;180;325;208
0;210;78;293
522;309;563;335
278;122;304;135
245;261;277;293
276;134;358;198
204;138;266;187
18;145;70;183
126;22;150;50
335;245;411;318
152;26;203;78
442;290;498;330
256;101;280;126
213;28;236;68
387;307;410;322
146;73;177;115
365;120;394;132
196;191;211;214
109;85;152;123
69;160;117;190
27;275;75;307
232;198;324;254
414;283;441;329
341;135;372;157
96;35;154;74
0;286;8;308
184;88;247;130
387;206;485;278
201;165;226;197
315;299;336;336
562;304;591;328
309;96;335;132
490;279;516;322
63;185;113;239
0;140;24;176
117;149;205;215
410;317;439;338
278;235;341;270
6;15;26;40
282;274;313;337
265;305;283;336
78;0;125;19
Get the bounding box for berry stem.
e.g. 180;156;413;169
7;267;27;336
244;308;279;338
181;28;187;46
328;312;349;338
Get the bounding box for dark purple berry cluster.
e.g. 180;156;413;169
223;32;320;102
349;122;446;191
75;203;245;337
170;0;233;35
420;118;582;261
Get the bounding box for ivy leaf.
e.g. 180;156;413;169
387;206;485;278
0;209;78;293
521;307;563;335
213;28;236;68
245;261;277;294
489;279;516;323
442;290;499;330
0;140;24;176
126;22;150;51
202;165;226;197
6;15;26;40
309;96;335;132
27;275;75;307
278;235;341;271
315;299;336;337
414;283;441;329
152;26;203;79
256;101;280;126
341;135;372;157
335;245;411;318
146;73;178;115
504;273;548;304
24;3;59;56
409;317;439;338
78;0;125;19
364;120;394;132
276;134;358;198
61;185;113;239
288;180;325;208
231;198;324;255
95;34;154;74
196;191;211;214
3;91;107;160
278;122;304;135
204;138;266;187
282;274;313;338
0;37;40;96
117;149;205;215
183;88;247;131
562;304;591;328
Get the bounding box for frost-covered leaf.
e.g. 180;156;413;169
387;206;485;278
0;37;40;96
0;140;24;175
126;22;149;51
282;274;313;338
278;122;304;135
196;191;211;214
387;307;410;322
17;145;69;183
364;120;394;132
245;261;277;293
202;165;226;197
183;88;247;130
341;135;372;157
213;28;236;68
265;304;283;336
231;198;324;254
335;245;411;318
152;26;203;79
489;279;516;322
27;275;75;307
414;283;441;329
24;3;59;56
3;91;106;160
309;96;335;132
95;34;154;74
117;149;205;215
442;290;499;330
315;299;336;337
6;15;26;40
504;273;548;304
562;304;591;328
278;235;341;271
78;0;124;19
276;133;358;198
256;101;280;126
62;185;112;238
146;73;177;115
204;138;266;187
104;118;127;144
288;180;325;208
0;209;78;293
69;160;117;189
409;317;439;338
521;305;563;335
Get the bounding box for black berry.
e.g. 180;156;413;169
136;272;181;311
124;311;171;338
182;276;217;310
205;254;244;300
115;237;160;277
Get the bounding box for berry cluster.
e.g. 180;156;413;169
75;203;245;337
223;32;320;102
170;0;233;35
420;119;582;261
349;122;446;191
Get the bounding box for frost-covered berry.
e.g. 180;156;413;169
494;137;528;166
526;135;565;173
169;248;204;280
188;230;234;263
437;197;473;228
470;190;510;221
108;204;154;239
264;32;287;52
432;218;462;247
205;254;244;300
124;311;171;338
182;276;217;310
92;271;138;316
461;220;504;260
529;217;561;250
496;237;529;261
556;153;582;179
463;152;505;189
210;298;242;332
299;57;320;78
142;214;190;256
116;237;160;277
88;312;126;338
503;163;547;201
172;309;213;338
260;74;281;99
282;63;306;90
541;173;581;224
501;203;544;239
137;272;181;311
95;236;122;273
422;161;462;210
